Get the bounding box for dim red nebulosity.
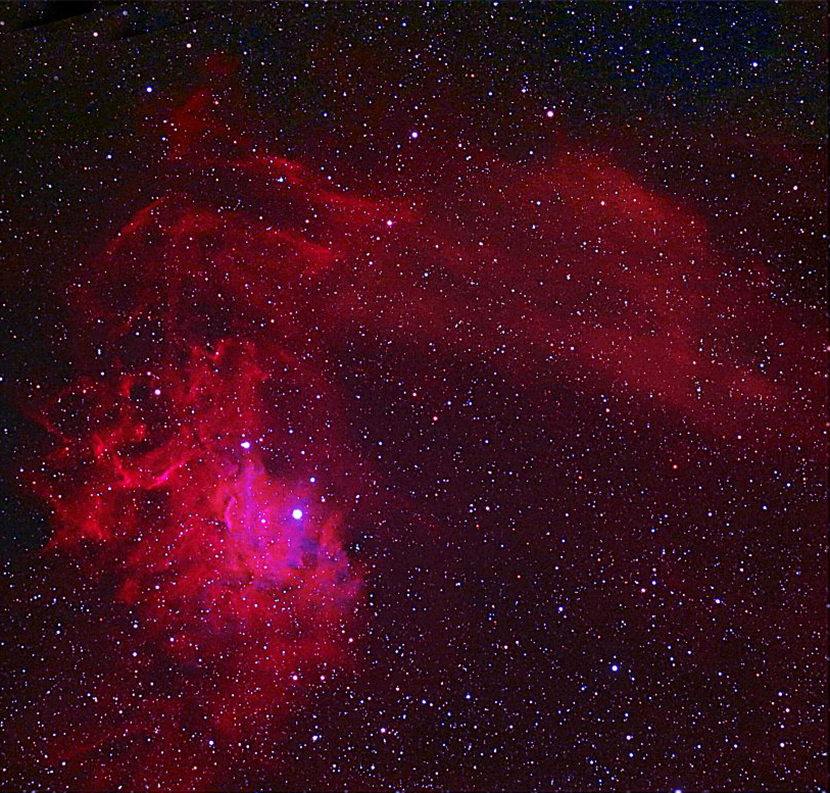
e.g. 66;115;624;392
9;69;825;791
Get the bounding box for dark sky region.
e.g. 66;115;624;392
0;3;827;792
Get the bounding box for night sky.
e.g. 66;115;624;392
0;3;827;792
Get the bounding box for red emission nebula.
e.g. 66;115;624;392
3;61;826;793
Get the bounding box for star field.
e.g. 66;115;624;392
0;3;827;792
